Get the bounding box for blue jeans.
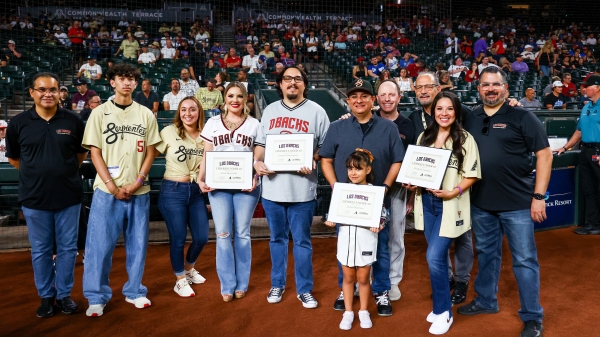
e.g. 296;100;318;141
22;204;81;299
83;189;150;305
471;205;543;323
208;187;261;294
158;180;209;276
336;224;390;294
422;193;454;316
262;198;315;295
540;65;550;77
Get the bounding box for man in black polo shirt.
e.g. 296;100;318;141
189;41;208;84
320;79;405;316
459;67;552;337
5;72;87;318
133;79;160;116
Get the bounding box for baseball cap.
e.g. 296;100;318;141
60;85;68;91
75;79;87;86
346;79;373;96
152;42;160;47
258;55;266;61
87;55;95;60
0;120;7;128
552;81;563;88
264;42;270;46
357;57;365;63
8;40;15;44
524;44;533;49
583;75;600;86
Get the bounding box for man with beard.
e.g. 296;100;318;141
163;78;186;111
253;66;330;309
179;68;200;97
320;79;404;317
133;79;160;116
408;72;474;305
459;67;550;337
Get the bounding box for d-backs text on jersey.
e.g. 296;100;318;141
212;132;254;147
268;117;310;133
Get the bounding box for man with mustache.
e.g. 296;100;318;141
459;67;551;337
254;65;330;309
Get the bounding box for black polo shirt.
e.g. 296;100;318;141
5;107;87;210
463;101;549;211
134;91;160;112
408;104;471;140
375;111;416;149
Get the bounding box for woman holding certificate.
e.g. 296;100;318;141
156;97;209;298
199;82;260;302
406;91;481;335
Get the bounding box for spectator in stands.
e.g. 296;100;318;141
242;46;259;73
518;88;542;110
194;79;223;116
215;71;229;93
396;68;415;93
544;81;568;110
54;28;70;47
210;41;226;54
171;22;182;34
138;45;156;65
521;45;535;61
448;56;468;79
164;78;187;111
149;42;161;60
490;36;506;62
398;53;416;69
1;40;22;66
72;79;98;112
189;45;208;83
79;95;102;122
375;70;392;92
352;57;367;80
133;79;160;116
465;63;479;83
5;72;87;318
445;32;459;55
259;43;275;60
225;48;242;69
438;71;454;91
174;39;191;60
562;73;579;98
407;59;425;78
160;32;171;48
77;56;102;82
59;86;71;110
208;51;225;69
0;120;6;162
460;35;473;57
511;55;529;74
322;35;334;60
473;35;488;57
385;52;399;71
255;55;267;74
368;56;387;79
499;57;512;73
585;34;597;46
537;41;556;78
68;21;86;66
117;18;129;27
235;70;255;113
114;33;139;61
478;57;499;74
161;40;177;60
158;23;170;34
306;30;319;66
247;30;259;47
195;27;210;44
179;68;200;97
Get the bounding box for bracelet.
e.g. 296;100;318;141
383;183;390;190
253;160;260;166
111;187;118;196
455;185;463;196
562;146;567;152
138;171;147;178
137;178;144;184
254;174;260;179
104;178;113;185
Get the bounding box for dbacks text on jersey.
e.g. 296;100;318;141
268;117;310;133
213;132;254;147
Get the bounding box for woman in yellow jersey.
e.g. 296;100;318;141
156;96;209;297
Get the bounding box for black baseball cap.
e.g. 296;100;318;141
583;75;600;86
346;79;374;96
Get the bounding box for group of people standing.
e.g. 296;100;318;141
5;62;565;336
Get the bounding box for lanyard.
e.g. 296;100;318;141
421;110;429;129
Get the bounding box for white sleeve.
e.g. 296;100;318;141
200;119;214;143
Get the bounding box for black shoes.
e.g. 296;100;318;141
457;300;500;316
573;224;600;235
36;297;56;318
333;291;345;311
449;278;457;291
374;291;392;316
451;281;468;304
520;320;544;337
56;296;78;314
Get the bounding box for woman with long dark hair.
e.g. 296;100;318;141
404;91;481;335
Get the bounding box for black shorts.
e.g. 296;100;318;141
308;50;317;58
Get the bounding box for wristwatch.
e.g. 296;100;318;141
532;193;546;200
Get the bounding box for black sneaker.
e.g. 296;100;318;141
267;287;285;304
449;278;457;291
297;292;318;308
56;296;78;314
520;320;544;337
573;224;600;235
36;297;56;318
374;291;392;316
451;281;468;304
457;300;500;316
333;291;345;311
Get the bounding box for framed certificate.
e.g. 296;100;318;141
264;133;314;171
327;183;386;228
205;151;253;189
396;145;452;189
548;137;567;151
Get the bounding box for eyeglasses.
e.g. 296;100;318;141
414;84;439;91
89;100;102;104
482;116;491;135
479;82;506;90
31;87;59;95
282;75;304;83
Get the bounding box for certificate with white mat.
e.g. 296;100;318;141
264;133;314;171
396;145;452;189
327;183;385;228
205;151;253;189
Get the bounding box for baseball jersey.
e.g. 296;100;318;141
82;100;161;195
194;88;223;110
200;115;259;152
179;79;200;97
163;91;187;110
138;52;156;64
156;125;204;182
255;99;330;202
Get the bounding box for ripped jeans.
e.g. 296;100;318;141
208;187;261;295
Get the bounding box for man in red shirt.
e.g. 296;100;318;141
68;21;86;66
225;48;242;68
407;58;425;78
490;35;505;63
561;73;579;98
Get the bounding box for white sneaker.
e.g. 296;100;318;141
125;296;152;309
86;304;105;317
426;311;438;323
429;310;453;335
339;311;354;330
174;278;195;297
185;268;206;284
358;310;373;328
389;284;401;301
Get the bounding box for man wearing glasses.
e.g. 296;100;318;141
254;65;330;309
5;72;88;317
79;95;102;122
459;67;551;337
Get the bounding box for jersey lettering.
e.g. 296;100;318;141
103;123;147;144
174;145;204;162
214;132;254;147
268;117;310;133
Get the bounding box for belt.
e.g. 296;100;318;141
581;142;600;148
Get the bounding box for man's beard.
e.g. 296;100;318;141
286;93;299;100
481;91;504;106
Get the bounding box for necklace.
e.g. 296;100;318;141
223;114;246;131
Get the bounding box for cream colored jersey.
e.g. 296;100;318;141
82;100;161;195
155;124;204;182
